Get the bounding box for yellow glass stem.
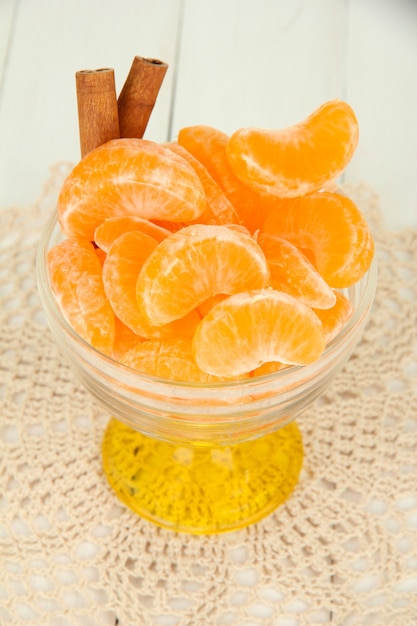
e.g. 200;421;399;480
102;418;303;534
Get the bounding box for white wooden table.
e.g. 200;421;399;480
1;0;416;229
0;2;416;624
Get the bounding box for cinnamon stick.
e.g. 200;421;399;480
76;68;120;157
118;56;168;139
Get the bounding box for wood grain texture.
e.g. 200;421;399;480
171;0;348;133
0;0;416;229
345;0;417;228
0;0;181;208
0;0;16;87
76;68;120;157
118;56;168;139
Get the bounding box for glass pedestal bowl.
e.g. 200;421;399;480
37;209;377;535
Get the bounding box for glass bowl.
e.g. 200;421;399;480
36;208;377;534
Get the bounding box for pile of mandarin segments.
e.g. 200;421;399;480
48;99;374;381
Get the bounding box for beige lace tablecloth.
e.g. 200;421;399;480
1;167;416;626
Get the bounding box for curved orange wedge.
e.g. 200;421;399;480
226;100;359;197
257;233;336;309
47;237;115;355
136;224;270;326
121;338;247;382
177;125;266;231
261;191;374;288
103;231;200;339
164;142;239;225
58;138;206;240
94;215;170;253
192;289;326;377
313;291;353;344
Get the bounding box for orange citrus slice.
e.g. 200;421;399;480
257;232;336;309
313;291;353;344
94;246;107;267
47;237;115;355
192;289;326;377
251;361;288;377
226;99;359;197
102;231;200;339
164;142;239;225
177;125;266;231
112;318;143;361
57;138;206;240
120;337;247;382
261;191;374;288
196;294;228;318
94;215;170;253
136;224;270;326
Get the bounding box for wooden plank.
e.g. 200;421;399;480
0;0;181;209
2;0;416;228
173;0;417;229
0;0;17;87
345;0;417;228
171;0;348;135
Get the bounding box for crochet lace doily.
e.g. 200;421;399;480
0;167;416;626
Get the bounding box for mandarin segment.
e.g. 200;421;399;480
150;219;186;233
112;317;144;361
94;215;170;253
102;231;200;339
136;224;270;326
48;95;373;381
251;361;288;377
94;246;107;267
177;125;266;232
47;237;115;355
164;142;239;226
313;291;353;344
196;294;228;318
192;289;326;377
226;99;359;197
257;232;336;309
57;138;207;240
102;231;157;337
121;337;247;382
261;191;374;288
